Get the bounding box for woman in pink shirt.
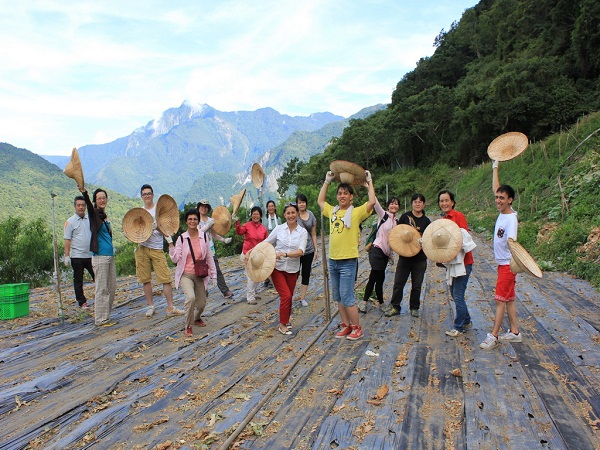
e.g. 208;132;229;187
235;206;268;305
168;208;217;336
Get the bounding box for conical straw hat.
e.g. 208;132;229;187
251;163;264;188
329;160;366;186
487;132;528;161
389;224;421;257
212;205;232;236
508;238;543;278
230;188;246;215
421;219;463;263
155;194;180;236
63;147;85;189
246;241;276;282
122;208;154;243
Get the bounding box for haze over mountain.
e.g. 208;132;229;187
44;102;384;207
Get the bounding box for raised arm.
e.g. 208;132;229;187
364;170;376;214
492;160;500;195
317;171;335;211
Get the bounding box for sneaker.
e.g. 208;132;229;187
368;297;380;304
145;306;155;317
223;291;234;298
499;330;522;342
445;329;462;337
380;303;392;313
357;301;367;313
167;307;184;316
480;333;499;350
98;320;118;327
410;309;420;318
347;325;364;340
335;325;352;338
194;318;206;327
384;306;400;317
463;322;473;330
300;299;308;307
185;326;193;336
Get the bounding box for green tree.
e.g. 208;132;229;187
0;217;54;286
277;157;306;197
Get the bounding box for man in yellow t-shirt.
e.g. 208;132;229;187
318;170;375;340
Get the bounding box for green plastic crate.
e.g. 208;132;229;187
0;283;30;298
0;293;29;304
0;300;29;320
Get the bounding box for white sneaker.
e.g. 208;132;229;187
499;330;522;342
480;333;499;350
145;306;155;317
445;329;462;337
300;299;308;307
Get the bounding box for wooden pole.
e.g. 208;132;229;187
320;213;330;321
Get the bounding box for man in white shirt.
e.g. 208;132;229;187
137;184;183;317
64;195;95;308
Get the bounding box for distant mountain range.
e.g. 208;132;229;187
44;102;385;208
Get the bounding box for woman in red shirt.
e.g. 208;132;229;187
438;190;474;336
235;206;268;305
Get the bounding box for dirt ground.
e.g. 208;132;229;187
0;232;598;450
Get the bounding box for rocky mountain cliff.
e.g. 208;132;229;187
45;102;384;207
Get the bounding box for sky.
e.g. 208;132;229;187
0;0;477;156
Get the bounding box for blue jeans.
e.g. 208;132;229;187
450;264;472;331
329;258;358;307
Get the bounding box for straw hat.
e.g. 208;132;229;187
329;160;366;186
487;132;529;161
230;188;246;215
122;208;154;243
63;147;85;189
421;219;463;263
212;205;232;236
389;224;422;257
508;238;543;278
251;163;264;188
246;241;276;282
155;194;180;236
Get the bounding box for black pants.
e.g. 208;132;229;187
390;257;427;311
299;251;315;286
213;255;230;294
71;257;95;306
363;269;385;303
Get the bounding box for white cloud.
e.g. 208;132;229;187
0;0;477;155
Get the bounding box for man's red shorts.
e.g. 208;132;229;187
495;264;516;302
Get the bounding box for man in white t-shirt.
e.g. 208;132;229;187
480;161;521;350
137;184;183;317
63;195;94;308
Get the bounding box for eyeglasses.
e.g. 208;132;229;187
141;192;153;197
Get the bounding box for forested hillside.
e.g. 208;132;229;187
298;0;599;177
292;0;600;287
0;143;139;243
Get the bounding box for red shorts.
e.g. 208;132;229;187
495;265;516;302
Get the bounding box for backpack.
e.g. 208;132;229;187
364;213;389;252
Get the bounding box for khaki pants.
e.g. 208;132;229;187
92;255;116;325
180;273;207;326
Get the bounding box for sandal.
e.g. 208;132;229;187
278;326;292;335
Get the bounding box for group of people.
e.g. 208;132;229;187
349;161;521;348
64;160;522;349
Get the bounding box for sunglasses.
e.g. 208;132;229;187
285;202;297;207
